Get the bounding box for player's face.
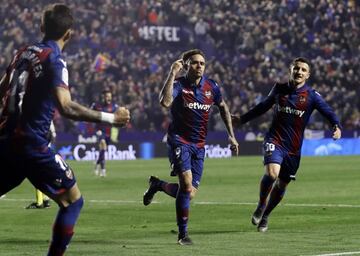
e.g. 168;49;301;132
186;54;205;79
103;92;112;104
290;61;310;86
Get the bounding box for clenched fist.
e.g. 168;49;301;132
114;107;130;127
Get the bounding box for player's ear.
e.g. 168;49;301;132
184;59;190;70
63;29;72;43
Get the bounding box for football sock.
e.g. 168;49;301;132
36;189;44;206
160;182;178;198
94;165;100;175
100;169;106;177
258;175;275;209
176;189;190;238
262;182;286;218
47;197;84;256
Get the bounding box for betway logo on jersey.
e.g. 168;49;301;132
184;102;211;112
277;105;305;117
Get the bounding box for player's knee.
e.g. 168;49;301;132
65;196;84;212
180;185;192;193
190;189;197;200
266;169;279;180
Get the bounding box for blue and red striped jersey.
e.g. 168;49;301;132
0;40;68;150
241;82;340;155
167;76;222;148
90;101;118;139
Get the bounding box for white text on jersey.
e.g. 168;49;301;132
277;105;305;117
184;102;212;112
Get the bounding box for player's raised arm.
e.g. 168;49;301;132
54;86;130;127
159;59;183;108
218;100;239;155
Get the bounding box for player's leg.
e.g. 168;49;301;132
252;163;280;225
99;156;106;177
176;145;203;245
43;191;51;208
257;154;299;232
258;178;289;232
26;189;44;209
94;161;100;176
176;170;193;245
99;139;107;177
143;175;179;203
46;183;83;256
252;142;283;225
143;144;185;205
28;151;83;256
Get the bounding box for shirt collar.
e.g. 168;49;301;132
41;39;61;56
185;75;206;88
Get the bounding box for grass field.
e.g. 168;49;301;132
1;156;360;256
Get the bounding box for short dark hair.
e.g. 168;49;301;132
102;89;112;95
291;57;311;72
42;4;74;40
181;49;206;62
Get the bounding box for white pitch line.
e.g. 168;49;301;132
2;198;360;208
303;251;360;256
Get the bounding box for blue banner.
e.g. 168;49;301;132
302;139;360;156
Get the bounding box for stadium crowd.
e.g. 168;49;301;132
0;0;359;134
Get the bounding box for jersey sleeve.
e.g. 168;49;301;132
212;81;223;106
313;90;341;128
49;53;69;89
240;83;278;124
172;80;182;98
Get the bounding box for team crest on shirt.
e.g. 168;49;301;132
298;95;306;104
205;90;212;99
65;167;74;180
175;147;181;158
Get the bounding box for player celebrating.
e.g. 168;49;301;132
143;49;239;245
91;89;118;177
232;57;341;232
0;4;130;255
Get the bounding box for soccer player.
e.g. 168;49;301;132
143;49;239;245
91;89;118;177
232;57;341;232
0;4;130;255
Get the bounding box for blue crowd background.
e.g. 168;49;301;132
0;0;359;136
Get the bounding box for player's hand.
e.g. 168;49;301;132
229;136;239;156
170;59;184;75
332;125;341;140
114;107;130;127
231;114;242;128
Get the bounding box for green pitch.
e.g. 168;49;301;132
1;156;360;256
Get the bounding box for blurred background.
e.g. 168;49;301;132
0;0;359;157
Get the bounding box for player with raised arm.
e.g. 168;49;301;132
232;57;341;232
0;4;130;255
91;89;118;177
143;49;239;245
